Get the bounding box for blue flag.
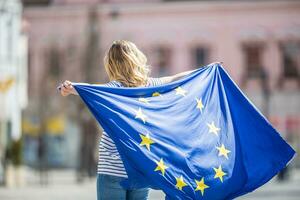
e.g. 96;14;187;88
73;63;295;200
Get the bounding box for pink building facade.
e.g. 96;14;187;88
24;0;300;89
23;0;300;166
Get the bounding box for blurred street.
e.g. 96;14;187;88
1;167;300;200
1;0;300;200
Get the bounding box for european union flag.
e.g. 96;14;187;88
73;63;295;200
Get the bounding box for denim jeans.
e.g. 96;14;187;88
97;174;150;200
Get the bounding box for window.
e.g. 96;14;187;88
46;47;62;78
192;47;209;68
153;46;172;76
22;0;52;6
242;44;264;79
280;42;300;79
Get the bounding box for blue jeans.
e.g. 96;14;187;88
97;174;149;200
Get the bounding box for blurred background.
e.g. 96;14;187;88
0;0;299;199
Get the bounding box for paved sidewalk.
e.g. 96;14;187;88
0;167;299;200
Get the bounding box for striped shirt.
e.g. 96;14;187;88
97;77;164;177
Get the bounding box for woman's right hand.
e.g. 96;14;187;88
59;80;77;96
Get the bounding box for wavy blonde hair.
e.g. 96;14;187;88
104;40;150;87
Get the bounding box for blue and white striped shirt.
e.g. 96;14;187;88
97;77;163;177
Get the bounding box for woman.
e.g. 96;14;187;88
59;40;196;200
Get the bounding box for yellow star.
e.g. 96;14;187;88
154;158;168;176
175;87;187;96
216;144;231;159
175;175;188;191
213;165;227;182
195;98;204;113
152;92;161;97
138;97;150;103
207;121;220;136
195;177;209;196
135;107;147;123
139;133;155;151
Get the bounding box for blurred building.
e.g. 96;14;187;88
0;0;28;185
22;0;300;170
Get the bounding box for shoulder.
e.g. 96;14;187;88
103;80;123;87
104;78;163;87
147;77;164;87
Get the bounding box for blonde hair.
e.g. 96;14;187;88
104;40;150;87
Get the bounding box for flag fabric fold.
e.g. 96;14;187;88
73;63;295;200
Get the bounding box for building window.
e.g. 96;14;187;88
46;47;62;78
153;46;172;76
22;0;52;6
192;46;209;68
242;44;265;79
280;42;300;79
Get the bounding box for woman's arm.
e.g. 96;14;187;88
59;80;110;96
159;69;198;84
159;62;223;84
59;80;78;96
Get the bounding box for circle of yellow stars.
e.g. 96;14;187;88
133;85;231;196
